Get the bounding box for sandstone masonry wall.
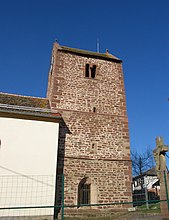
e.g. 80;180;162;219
47;43;132;208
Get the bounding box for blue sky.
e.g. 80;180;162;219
1;0;169;157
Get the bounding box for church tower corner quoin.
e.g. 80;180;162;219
47;42;132;209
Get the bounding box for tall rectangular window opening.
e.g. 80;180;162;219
85;64;90;77
91;65;96;78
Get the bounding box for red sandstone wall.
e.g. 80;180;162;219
63;158;132;205
47;43;132;207
48;49;127;117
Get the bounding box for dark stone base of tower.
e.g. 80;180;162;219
47;43;132;214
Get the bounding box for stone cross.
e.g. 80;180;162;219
153;137;169;219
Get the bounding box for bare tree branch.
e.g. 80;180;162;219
131;147;155;176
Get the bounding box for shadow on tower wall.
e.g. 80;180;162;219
54;118;71;220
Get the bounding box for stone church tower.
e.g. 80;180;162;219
47;42;132;209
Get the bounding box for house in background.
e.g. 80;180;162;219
132;167;160;205
0;93;61;217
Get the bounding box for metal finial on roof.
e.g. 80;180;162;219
97;38;100;53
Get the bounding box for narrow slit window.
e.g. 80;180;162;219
85;64;90;78
91;65;96;78
90;142;97;154
93;107;96;113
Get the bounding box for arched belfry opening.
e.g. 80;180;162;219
78;177;91;206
